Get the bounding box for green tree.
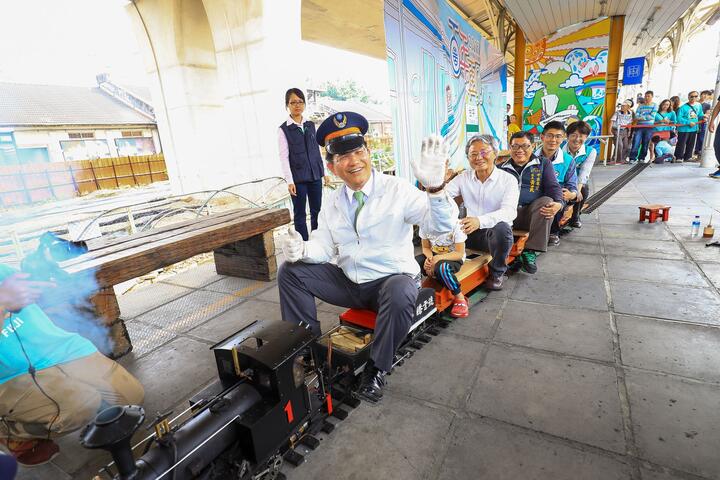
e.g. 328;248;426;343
322;79;370;103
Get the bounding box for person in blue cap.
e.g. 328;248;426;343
277;111;455;403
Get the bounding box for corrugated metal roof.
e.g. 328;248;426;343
0;82;156;127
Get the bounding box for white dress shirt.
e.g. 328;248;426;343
301;171;454;283
445;166;519;229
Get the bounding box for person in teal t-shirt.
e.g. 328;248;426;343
653;99;676;134
674;91;705;162
630;90;658;162
0;265;144;467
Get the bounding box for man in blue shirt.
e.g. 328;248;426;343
630;90;658;163
0;266;144;467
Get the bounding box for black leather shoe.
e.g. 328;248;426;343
357;366;386;403
484;275;504;291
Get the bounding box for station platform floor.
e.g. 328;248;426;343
15;162;720;480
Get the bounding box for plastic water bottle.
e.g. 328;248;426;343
691;216;701;237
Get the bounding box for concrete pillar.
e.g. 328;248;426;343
126;0;288;195
668;62;680;99
513;23;525;128
701;29;720;168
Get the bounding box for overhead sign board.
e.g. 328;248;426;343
622;57;645;86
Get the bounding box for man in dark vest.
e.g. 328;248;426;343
278;88;328;240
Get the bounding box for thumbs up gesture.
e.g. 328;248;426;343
411;135;450;190
281;227;305;263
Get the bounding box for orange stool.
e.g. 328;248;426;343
638;204;670;223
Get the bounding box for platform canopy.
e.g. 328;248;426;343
494;0;696;58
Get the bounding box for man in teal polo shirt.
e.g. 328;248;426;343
630;90;658;163
0;265;144;467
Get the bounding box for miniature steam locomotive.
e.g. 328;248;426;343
81;289;439;480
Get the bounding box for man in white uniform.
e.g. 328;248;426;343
279;112;454;403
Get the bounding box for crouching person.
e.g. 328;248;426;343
415;199;468;317
499;131;563;274
0;266;144;468
445;135;519;290
278;112;455;404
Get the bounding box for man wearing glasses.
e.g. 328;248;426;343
535;121;578;246
278;112;455;403
499;131;563;274
445;135;519;290
675;91;705;163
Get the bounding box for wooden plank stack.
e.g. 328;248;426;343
330;326;372;353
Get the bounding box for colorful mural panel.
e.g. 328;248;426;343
523;17;610;147
384;0;506;179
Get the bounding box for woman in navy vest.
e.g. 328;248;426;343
277;88;327;240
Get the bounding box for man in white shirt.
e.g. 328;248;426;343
445;135;519;290
278;112;454;403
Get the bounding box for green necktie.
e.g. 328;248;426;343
353;190;365;230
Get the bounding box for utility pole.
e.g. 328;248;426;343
701;28;720;168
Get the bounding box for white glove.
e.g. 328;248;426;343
281;227;305;263
411;134;450;189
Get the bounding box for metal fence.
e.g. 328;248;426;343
0;154;168;207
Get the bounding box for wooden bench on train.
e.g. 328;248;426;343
60;207;290;358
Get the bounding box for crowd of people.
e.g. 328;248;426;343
610;89;720;179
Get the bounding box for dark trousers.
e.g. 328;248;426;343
675;132;698;162
291;179;323;241
514;197;553;252
570;184;589;224
631;128;653;161
465;221;514;277
695;124;706;154
278;262;417;372
415;254;463;294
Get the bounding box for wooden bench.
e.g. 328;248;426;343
60;207;290;358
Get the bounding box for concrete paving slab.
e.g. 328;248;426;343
160;262;223;288
510;273;608;311
468;345;625;453
600;223;674;241
553;236;603;255
496;300;614;362
202;276;268;296
388;334;486;408
187;300;275;343
606;257;709;287
682;243;720;264
617;315;720;383
287;394;454;480
16;462;73;480
610;280;720;326
602;238;687;260
119;337;216;432
124;319;178;358
640;464;710;480
136;289;247;333
535;251;604;277
117;282;194;319
626;370;720;479
562;222;600;237
444;297;503;339
255;284;280;303
699;262;720;289
599;211;647;224
437;416;633;480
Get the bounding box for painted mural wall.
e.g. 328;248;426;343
523;17;610;148
384;0;506;179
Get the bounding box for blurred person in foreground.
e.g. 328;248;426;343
0;265;144;468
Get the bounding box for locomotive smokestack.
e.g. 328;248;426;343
80;405;145;480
